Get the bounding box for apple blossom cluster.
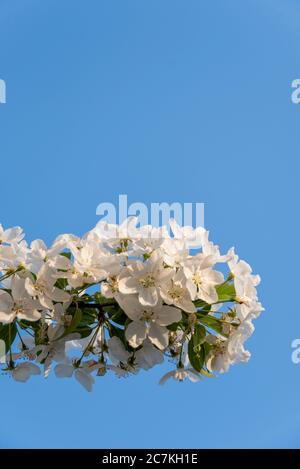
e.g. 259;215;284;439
0;219;263;391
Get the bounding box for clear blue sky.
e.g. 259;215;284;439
0;0;299;449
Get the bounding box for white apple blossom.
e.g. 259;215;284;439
0;276;41;323
159;366;201;385
25;264;70;310
118;251;173;307
159;270;196;313
0;224;24;245
183;254;224;304
12;362;41;382
123;297;181;349
55;362;95;392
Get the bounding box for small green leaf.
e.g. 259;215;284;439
60;252;71;260
216;282;236;302
55;278;68;290
63;307;82;336
193;324;206;351
188;339;205;372
94;292;113;305
108;307;128;326
187;325;207;372
198;315;228;337
0;322;17;355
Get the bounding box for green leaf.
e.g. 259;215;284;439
167;320;184;332
188;339;205;372
195;300;211;315
216;282;236;302
63;307;82;336
187;325;207;372
108;307;128;326
94;292;114;305
60;252;71;260
55;278;68;290
0;322;17;355
198;315;228;337
194;299;209;308
193;324;206;350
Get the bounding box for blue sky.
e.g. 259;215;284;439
0;0;299;448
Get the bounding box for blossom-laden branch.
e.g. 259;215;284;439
0;219;263;391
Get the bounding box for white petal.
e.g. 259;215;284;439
139;287;158;307
12;362;40;382
50;287;70;303
125;321;147;348
159;370;175;385
24;278;36;297
0;290;14;312
156;305;182;326
11;277;26;301
54;363;74;378
117;295;143;321
0;310;15;323
17;308;41;322
176;296;196;313
118;276;139;294
75;369;94;392
148;323;169;350
3;226;24;244
107;336;130;364
135;340;164;370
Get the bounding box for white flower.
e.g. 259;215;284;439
107;336;164;373
26;239;71;274
0;276;41;323
54;362;95;392
234;277;263;321
93;217;139;254
207;319;256;373
0;241;28;272
0;224;24;245
63;234;124;288
183;254;224;304
159;366;201;384
132;225;169;256
135;339;164;370
107;336;131;365
159;270;196;313
123;297;181;350
25;264;70;310
12;362;40;382
118;251;173;307
169;218;206;249
162;238;189;268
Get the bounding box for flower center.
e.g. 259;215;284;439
13;300;26;316
168;285;184;300
139;275;155;288
34;281;47;294
109;277;119;292
192;272;202;286
142;310;154;321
